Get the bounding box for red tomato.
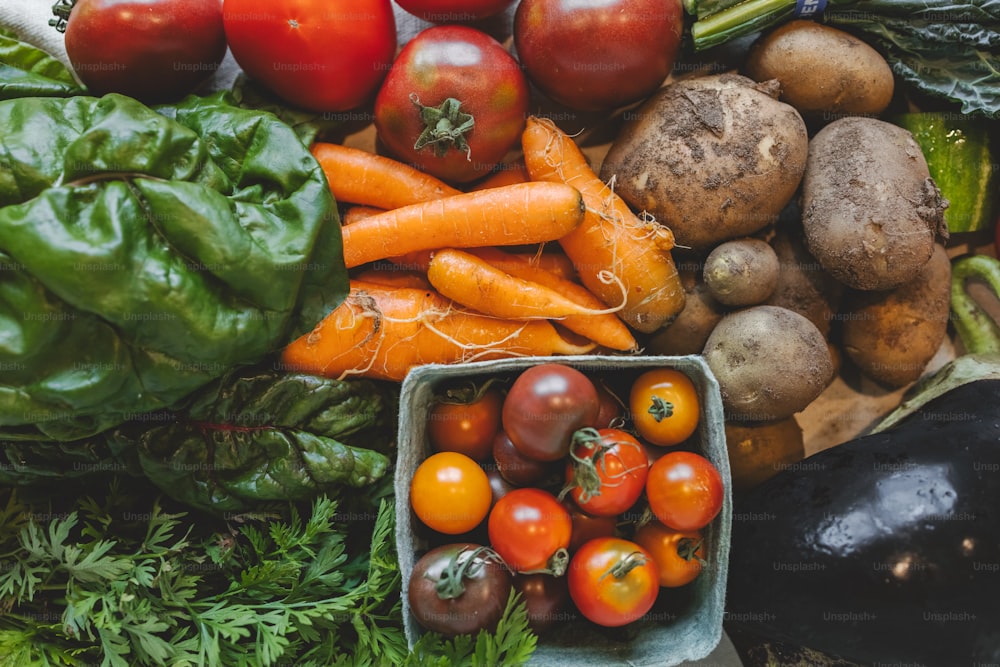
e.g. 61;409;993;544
488;488;572;575
633;522;706;588
63;0;227;103
492;430;556;487
629;369;701;447
646;452;724;531
501;364;600;462
568;537;659;627
566;503;618;553
428;386;503;461
374;25;530;183
513;0;684;112
565;428;649;517
410;452;492;535
222;0;396;112
395;0;517;22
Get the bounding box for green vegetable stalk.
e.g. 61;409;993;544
685;0;1000;117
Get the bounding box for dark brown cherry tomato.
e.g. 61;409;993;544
513;573;571;634
492;430;556;487
501;363;600;462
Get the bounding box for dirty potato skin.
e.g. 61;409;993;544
703;305;834;422
724;416;805;494
745;20;895;122
645;265;726;355
801;116;949;292
600;73;809;251
840;243;952;388
703;238;780;307
765;227;844;339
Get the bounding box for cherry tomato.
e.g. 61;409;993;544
633;522;706;588
408;543;512;637
566;503;618;553
513;0;684;112
592;382;625;429
488;488;572;575
567;537;659;627
492;430;556;487
63;0;227;103
483;462;515;507
410;452;492;535
514;573;571;634
395;0;517;22
565;428;649;517
428;385;503;461
374;25;530;184
502;364;600;462
646;452;724;531
630;369;701;447
223;0;396;112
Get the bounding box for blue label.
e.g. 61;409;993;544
794;0;827;16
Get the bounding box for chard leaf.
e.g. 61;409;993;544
0;28;84;100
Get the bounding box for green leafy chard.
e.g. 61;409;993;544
0;28;85;100
0;92;347;442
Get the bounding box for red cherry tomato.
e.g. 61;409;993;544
513;0;684;112
223;0;397;112
565;428;649;517
410;452;492;535
566;503;618;553
646;451;724;531
629;368;701;447
633;522;706;588
567;537;659;627
428;386;503;461
395;0;517;22
374;25;529;184
488;488;572;575
501;364;601;462
64;0;227;103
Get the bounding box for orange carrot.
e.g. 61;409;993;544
342;205;385;226
468;247;638;352
280;281;595;382
427;248;617;321
340;181;586;269
351;268;431;290
385;247;573;278
521;116;686;333
312;143;461;209
468;161;530;191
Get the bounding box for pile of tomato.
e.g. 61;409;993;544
407;363;724;636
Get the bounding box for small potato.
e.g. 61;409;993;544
703;305;833;422
802;116;949;291
600;73;809;251
840;243;951;388
725;416;805;494
703;238;780;307
645;265;726;355
765;227;844;339
745;20;895;122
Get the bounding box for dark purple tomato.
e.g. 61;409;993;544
514;573;571;634
492;430;555;487
501;363;601;462
408;542;512;637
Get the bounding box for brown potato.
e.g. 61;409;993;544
765;227;844;339
725;416;805;494
600;73;809;251
745;20;895;122
645;264;726;355
840;243;952;388
702;305;833;422
703;238;780;307
801;116;949;291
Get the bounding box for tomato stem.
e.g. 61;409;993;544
434;545;504;600
410;94;475;160
677;537;708;566
647;395;675;422
48;0;77;33
600;551;650;581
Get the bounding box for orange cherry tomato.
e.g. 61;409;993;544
629;368;700;447
633;521;706;588
646;451;724;531
427;385;503;461
410;451;492;534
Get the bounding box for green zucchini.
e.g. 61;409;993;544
894;111;998;233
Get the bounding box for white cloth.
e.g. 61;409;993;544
0;0;514;94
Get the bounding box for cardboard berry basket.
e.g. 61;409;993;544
394;354;732;666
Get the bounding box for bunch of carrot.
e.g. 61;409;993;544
281;118;686;382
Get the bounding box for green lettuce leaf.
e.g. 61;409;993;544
0;27;85;100
0;93;347;441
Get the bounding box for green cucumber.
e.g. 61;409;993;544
894;112;998;234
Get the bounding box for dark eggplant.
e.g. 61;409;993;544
725;254;1000;666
